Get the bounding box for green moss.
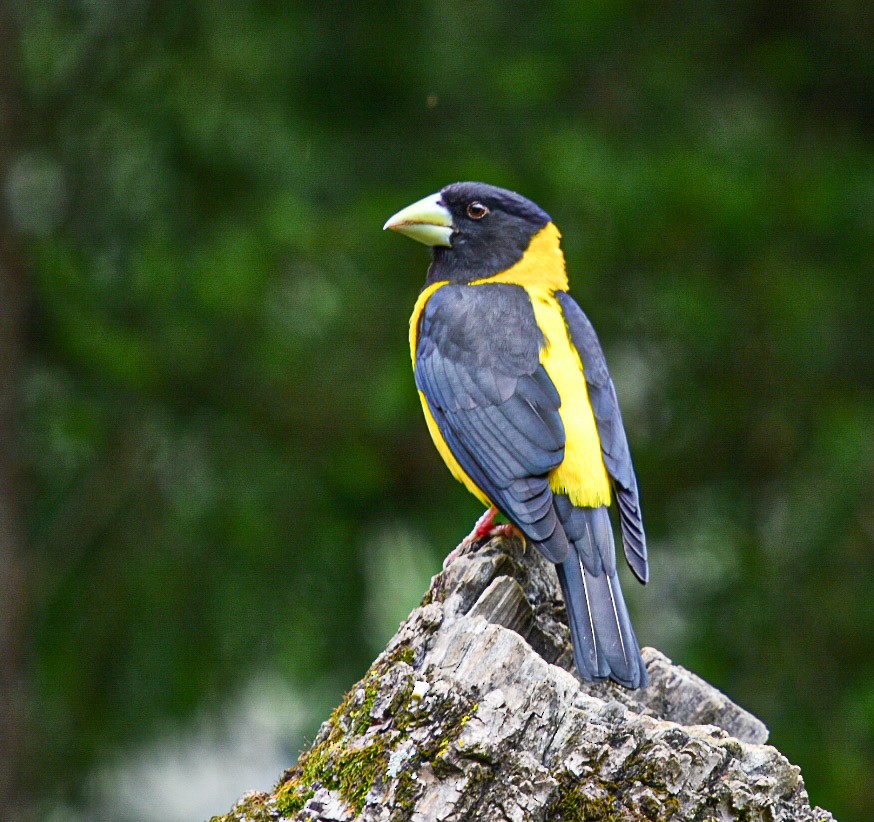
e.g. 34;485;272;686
270;650;420;817
552;796;613;821
393;769;419;819
274;786;313;816
335;742;390;812
274;744;327;815
265;646;483;818
350;676;381;735
209;792;279;822
275;737;390;816
548;768;681;822
550;779;618;821
621;743;671;790
324;642;415;740
432;713;469;765
395;645;415;666
421;574;449;605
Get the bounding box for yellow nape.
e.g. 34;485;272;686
472;222;568;292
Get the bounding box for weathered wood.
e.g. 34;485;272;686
214;536;836;822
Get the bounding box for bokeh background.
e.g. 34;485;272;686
1;2;872;820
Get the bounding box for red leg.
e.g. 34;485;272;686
443;506;521;569
468;505;500;541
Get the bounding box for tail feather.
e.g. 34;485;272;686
552;502;648;689
555;560;609;679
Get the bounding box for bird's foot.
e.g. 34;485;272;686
467;505;501;542
442;507;520;569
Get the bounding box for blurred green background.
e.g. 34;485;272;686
0;1;872;820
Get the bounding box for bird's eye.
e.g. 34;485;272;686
466;201;489;220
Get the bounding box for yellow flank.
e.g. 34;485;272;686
418;390;493;507
410;280;494;507
409;280;448;362
472;222;611;508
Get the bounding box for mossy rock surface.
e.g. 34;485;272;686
212;537;836;822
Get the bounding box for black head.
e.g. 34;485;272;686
432;182;551;283
384;182;552;284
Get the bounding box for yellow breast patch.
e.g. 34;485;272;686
528;288;611;507
472;222;611;508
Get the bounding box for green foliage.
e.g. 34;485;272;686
5;1;873;820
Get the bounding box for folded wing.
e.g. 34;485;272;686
415;283;569;562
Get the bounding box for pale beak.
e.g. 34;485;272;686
383;192;453;247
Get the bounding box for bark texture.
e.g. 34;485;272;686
213;536;835;822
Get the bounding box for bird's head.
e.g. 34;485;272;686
384;182;553;283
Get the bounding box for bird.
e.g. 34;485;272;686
384;182;649;689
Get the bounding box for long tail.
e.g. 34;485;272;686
552;501;648;689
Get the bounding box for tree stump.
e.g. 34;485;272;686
212;536;836;822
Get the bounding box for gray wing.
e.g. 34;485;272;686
415;283;570;562
555;290;648;583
